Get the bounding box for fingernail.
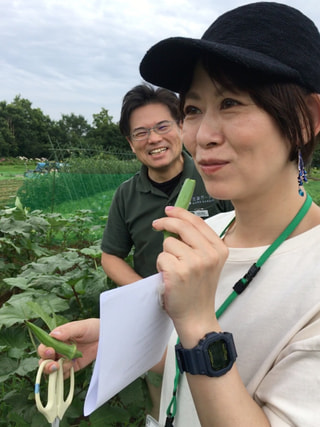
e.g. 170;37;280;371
165;205;174;212
50;364;58;372
50;330;61;338
45;349;54;357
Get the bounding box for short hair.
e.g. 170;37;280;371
119;83;181;137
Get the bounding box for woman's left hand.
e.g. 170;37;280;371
153;206;228;345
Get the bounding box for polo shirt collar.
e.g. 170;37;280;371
136;151;193;195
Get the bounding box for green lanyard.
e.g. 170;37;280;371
165;193;312;427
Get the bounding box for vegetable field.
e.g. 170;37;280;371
0;158;152;426
1;159;320;426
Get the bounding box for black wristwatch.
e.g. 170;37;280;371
175;332;237;377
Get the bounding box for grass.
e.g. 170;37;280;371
50;189;115;216
307;168;320;205
0;171;25;181
305;183;320;205
0;163;36;180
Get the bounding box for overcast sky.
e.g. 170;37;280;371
1;0;320;124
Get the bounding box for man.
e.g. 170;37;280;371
101;84;233;285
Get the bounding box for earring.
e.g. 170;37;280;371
297;149;308;196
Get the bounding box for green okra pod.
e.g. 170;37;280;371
26;321;83;360
163;178;196;240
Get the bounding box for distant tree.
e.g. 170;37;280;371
0;96;54;157
55;113;91;147
0;101;17;156
87;108;130;153
47;114;92;160
0;97;133;158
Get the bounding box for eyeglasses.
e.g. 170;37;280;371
130;120;177;141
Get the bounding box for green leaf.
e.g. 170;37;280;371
23;252;83;275
0;355;38;383
2;389;36;421
119;378;146;405
15;357;38;377
0;326;28;351
8;347;25;359
8;411;30;427
27;215;50;231
20;260;57;275
0;237;21;253
3;277;30;290
15;196;24;211
0;296;38;328
89;404;130;425
21;274;66;290
0;218;31;237
80;247;102;258
0;356;19;381
26;301;57;330
0;293;69;328
26;242;50;257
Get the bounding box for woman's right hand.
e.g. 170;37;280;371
153;206;228;347
37;318;100;377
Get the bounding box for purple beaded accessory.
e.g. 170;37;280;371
297;149;308;196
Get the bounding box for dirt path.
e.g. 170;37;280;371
0;178;23;204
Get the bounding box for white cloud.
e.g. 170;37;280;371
0;0;319;123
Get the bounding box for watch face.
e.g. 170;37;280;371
207;339;229;370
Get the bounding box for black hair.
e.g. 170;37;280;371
119;83;181;137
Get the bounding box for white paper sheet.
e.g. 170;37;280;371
84;273;174;416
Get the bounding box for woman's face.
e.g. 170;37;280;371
182;64;294;203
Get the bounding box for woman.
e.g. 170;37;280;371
38;3;320;426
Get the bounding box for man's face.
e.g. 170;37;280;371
127;103;183;178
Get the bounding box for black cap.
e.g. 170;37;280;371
140;2;320;93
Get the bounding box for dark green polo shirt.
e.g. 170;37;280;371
101;152;233;278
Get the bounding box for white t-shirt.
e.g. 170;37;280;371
159;212;320;427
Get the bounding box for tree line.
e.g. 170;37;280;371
1;95;320;167
0;95;130;159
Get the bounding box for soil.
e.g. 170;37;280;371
0;178;23;204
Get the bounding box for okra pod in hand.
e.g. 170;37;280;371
26;321;83;360
163;178;196;239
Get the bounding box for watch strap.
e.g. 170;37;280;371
176;344;207;375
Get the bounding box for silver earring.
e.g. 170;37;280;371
297;149;308;196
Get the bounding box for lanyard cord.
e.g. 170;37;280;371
165;194;312;426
